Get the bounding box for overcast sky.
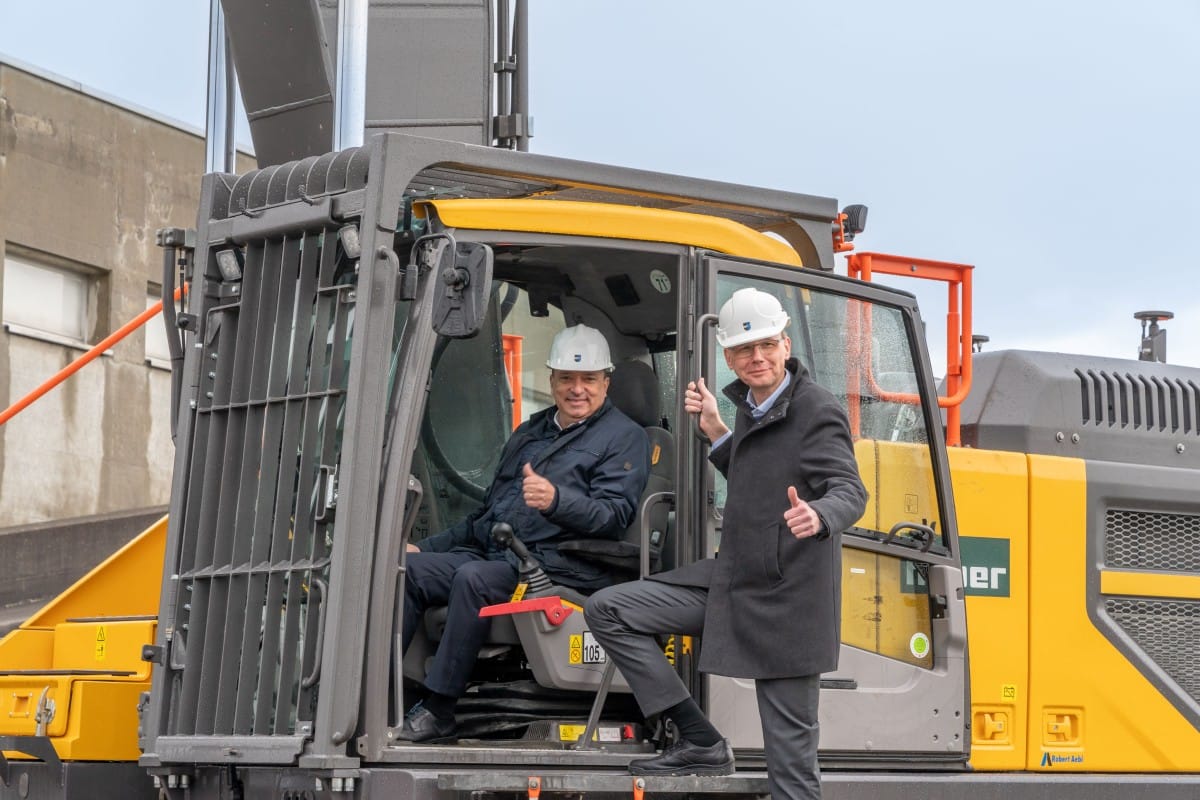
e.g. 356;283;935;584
3;1;1198;369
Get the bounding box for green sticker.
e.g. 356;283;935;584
909;632;931;659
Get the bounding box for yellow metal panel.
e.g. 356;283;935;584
23;515;166;628
0;628;53;670
852;439;879;530
841;548;881;652
49;620;154;680
876;552;932;667
845;440;942;668
418;199;804;266
947;447;1030;771
842;548;933;668
862;440;941;540
1099;569;1200;600
0;515;161;761
1026;454;1200;772
0;676;72;738
54;680;146;760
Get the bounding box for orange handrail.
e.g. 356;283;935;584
846;252;974;447
0;286;185;427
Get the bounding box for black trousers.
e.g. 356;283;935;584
403;551;517;698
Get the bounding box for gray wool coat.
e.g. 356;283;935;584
652;359;868;679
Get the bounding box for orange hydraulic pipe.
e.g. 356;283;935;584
0;286;185;428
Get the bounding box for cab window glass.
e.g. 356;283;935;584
842;550;935;668
412;283;564;542
710;273;944;551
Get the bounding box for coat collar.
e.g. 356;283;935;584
721;358;808;428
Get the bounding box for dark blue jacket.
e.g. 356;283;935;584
420;398;650;589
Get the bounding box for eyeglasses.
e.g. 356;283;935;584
729;337;784;361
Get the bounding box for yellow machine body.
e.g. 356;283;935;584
0;516;165;761
4;199;1197;781
947;449;1199;772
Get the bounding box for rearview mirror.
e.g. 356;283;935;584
431;239;494;339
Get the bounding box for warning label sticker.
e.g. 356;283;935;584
569;634;583;664
569;632;607;664
95;626;107;661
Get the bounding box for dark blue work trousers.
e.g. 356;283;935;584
402;551;518;697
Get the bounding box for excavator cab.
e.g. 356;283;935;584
391;198;969;757
135;135;969;794
395;221;683;737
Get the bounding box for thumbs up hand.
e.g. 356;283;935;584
522;463;557;511
783;485;821;539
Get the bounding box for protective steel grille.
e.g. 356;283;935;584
168;227;352;737
1076;368;1200;433
1105;509;1200;572
1105;597;1200;703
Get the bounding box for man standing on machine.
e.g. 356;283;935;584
586;288;867;799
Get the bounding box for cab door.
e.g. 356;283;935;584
690;254;969;766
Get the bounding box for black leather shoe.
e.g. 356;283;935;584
395;704;457;744
628;738;735;776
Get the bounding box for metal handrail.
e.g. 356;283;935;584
846;252;974;447
0;286;185;427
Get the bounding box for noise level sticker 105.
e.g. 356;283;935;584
569;632;608;665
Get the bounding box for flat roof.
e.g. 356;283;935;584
0;51;254;157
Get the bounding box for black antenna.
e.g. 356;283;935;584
1134;310;1173;363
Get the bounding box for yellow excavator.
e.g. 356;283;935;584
2;2;1197;798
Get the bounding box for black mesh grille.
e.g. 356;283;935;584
1105;597;1200;702
1105;509;1200;572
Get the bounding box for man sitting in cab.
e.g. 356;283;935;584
399;324;651;742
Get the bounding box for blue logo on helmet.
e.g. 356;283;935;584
742;321;752;331
574;353;582;362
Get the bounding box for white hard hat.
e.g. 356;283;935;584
716;287;789;348
546;324;614;372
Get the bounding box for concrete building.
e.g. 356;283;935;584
0;55;250;624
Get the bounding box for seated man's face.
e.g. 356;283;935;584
550;369;610;425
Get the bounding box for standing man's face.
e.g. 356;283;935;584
724;334;791;403
550;369;610;425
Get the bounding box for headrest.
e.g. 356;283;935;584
608;360;661;429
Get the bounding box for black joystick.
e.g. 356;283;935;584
491;522;554;596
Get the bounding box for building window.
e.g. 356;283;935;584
3;252;95;346
145;291;173;369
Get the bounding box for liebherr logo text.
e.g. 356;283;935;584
900;536;1011;597
1041;752;1083;767
959;536;1010;597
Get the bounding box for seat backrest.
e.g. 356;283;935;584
607;359;663;431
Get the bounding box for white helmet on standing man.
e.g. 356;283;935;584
546;324;614;372
716;287;790;348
